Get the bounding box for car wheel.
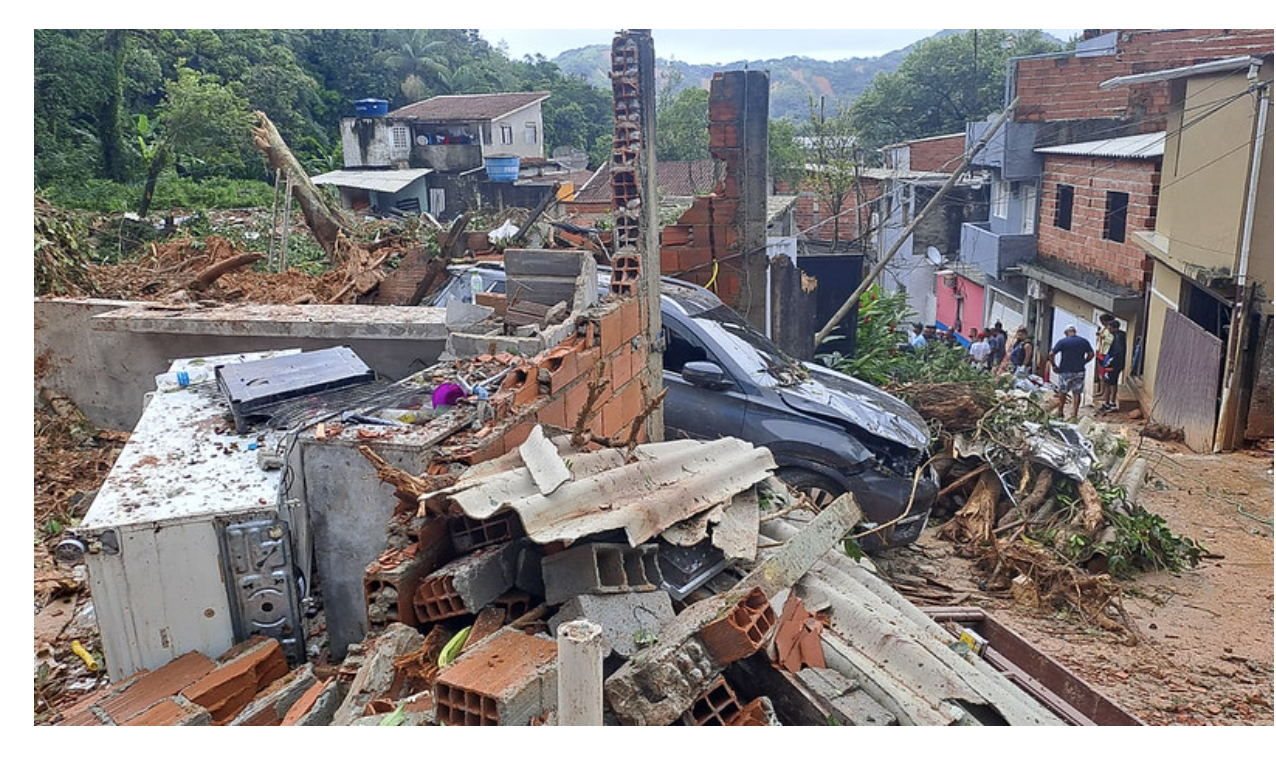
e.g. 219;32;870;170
776;468;844;510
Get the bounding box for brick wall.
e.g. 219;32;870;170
1014;29;1273;128
791;183;882;247
905;135;966;173
1037;155;1160;290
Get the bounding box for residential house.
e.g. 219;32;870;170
1022;131;1163;397
873;132;989;338
1111;54;1273;451
315;92;551;219
958;28;1274;384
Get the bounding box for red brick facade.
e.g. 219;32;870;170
1014;29;1273;128
899;134;966;173
1036;155;1160;290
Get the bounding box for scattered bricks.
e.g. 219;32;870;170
364;544;433;630
331;623;425;726
697;586;776;666
412;542;518;623
773;593;827;673
180;638;290;726
465;607;508;651
492;591;533;623
96;650;215;724
547;591;675;658
281;677;333;725
681;674;745;725
121;695;212;726
434;629;559;726
228;663;318;726
474;291;507;317
540;542;663;605
448;510;523;554
730;697;775;726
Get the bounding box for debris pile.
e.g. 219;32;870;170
917;391;1208;640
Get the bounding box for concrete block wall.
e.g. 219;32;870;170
1013;29;1274;128
1036;155;1160;290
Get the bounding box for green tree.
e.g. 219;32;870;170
657;86;710;162
850;29;1061;150
802;98;864;250
768;117;805;190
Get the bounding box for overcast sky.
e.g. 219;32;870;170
477;29;1084;65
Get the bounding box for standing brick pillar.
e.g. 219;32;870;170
610;29;663;440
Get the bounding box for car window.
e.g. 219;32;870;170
662;325;710;373
684;304;807;388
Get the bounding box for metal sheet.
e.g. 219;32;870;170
1152;309;1223;451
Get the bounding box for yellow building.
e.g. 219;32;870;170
1106;54;1273;452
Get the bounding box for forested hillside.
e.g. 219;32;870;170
34;29;614;211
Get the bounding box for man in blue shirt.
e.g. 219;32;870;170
1049;325;1094;421
909;323;927;351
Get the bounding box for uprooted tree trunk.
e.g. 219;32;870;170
252;111;398;302
251;111;353;263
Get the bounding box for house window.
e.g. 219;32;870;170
391;125;409;152
481;123;492;145
1021;183;1037;234
524;122;538;144
1104;191;1129;243
500;124;513;145
1055;184;1074;230
991;179;1009;219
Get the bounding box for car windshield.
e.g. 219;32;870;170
685;303;808;388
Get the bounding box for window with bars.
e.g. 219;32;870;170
500;124;513;144
391;125;409;152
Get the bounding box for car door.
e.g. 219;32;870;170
660;317;747;441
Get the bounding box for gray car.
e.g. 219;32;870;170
429;264;938;550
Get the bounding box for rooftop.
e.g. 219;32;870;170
389;92;551;122
1035;131;1165;159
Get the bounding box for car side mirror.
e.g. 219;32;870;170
682;361;731;390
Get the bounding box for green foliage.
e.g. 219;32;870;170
40;176;274;214
800;99;863;248
768;118;805;189
850;30;1062;149
817;284;1006;397
1089;478;1208;578
34;198;99;296
158;66;256;180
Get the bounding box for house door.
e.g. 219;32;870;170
1152;309;1223;452
1050;309;1098;407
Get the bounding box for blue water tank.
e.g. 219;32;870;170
485;154;520;182
354;98;389;117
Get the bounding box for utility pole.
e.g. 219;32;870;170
813;97;1019;348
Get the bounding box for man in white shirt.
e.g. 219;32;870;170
968;330;991;369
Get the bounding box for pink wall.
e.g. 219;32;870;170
935;274;986;344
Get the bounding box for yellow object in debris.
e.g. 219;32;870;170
71;640;99;672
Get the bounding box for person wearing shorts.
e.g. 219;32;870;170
1049;324;1094;421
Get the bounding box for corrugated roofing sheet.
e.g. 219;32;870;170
311;168;431;193
1035;131;1165;159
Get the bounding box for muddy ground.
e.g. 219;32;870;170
32;215;1275;725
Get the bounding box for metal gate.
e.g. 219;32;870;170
1152;309;1223;452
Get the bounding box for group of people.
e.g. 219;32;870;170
1047;314;1127;421
966;322;1034;377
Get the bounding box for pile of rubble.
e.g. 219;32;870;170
55;416;1067;726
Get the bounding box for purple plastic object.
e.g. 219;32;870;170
431;382;466;409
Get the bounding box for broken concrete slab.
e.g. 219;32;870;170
547;591;675;658
413;541;518;622
330;623;425;726
228;663;319;726
519;424;571;495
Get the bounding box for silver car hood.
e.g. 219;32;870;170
779;362;930;450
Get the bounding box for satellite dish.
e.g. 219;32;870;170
926;246;944;266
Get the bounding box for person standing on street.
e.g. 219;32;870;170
988;322;1007;373
1050;325;1094;421
1094;313;1114;397
968;330;991;369
1003;326;1034;377
1098;319;1127;413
